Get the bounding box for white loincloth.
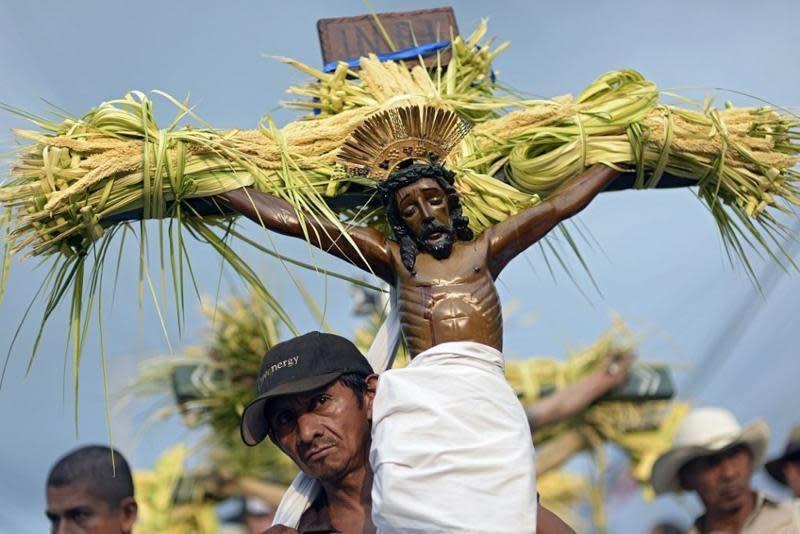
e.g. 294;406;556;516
370;341;537;533
273;294;537;532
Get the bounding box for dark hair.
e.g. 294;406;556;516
338;371;370;407
377;162;473;273
47;445;134;508
651;522;686;534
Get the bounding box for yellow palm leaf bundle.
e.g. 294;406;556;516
132;291;297;486
1;20;797;387
133;445;220;534
505;321;688;489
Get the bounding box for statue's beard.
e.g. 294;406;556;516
416;220;455;259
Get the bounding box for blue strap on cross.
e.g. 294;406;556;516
322;40;452;73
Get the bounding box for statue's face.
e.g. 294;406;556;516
394;177;455;259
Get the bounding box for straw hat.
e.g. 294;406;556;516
765;424;800;485
651;407;769;495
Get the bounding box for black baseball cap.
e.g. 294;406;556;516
240;331;373;446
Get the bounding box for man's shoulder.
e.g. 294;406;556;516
296;490;336;533
744;492;800;533
262;526;300;534
756;491;798;512
689;493;800;534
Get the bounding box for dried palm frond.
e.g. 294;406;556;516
505;320;689;491
133;445;220;534
1;20;797;396
131;291;297;485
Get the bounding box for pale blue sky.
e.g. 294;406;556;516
1;1;798;532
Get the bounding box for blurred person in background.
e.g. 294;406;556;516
650;520;687;534
766;424;800;499
222;497;277;534
651;407;800;533
242;497;276;534
45;445;138;534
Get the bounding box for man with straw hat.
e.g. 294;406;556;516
651;407;800;533
766;425;800;499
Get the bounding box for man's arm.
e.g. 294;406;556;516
220;188;395;284
537;502;576;534
526;351;633;429
487;164;619;277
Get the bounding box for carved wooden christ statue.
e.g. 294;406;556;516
221;105;618;357
228;105;622;530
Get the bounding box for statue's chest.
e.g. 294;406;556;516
394;238;498;321
398;262;497;319
409;241;488;283
411;260;486;286
393;241;503;352
396;263;502;351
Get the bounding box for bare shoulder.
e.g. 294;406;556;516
384;237;401;267
462;231;492;265
474;227;493;247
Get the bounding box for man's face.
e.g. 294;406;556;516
782;457;800;498
394;177;455;259
679;444;754;515
46;481;136;534
267;377;376;483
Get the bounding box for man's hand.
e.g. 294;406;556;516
593;350;635;393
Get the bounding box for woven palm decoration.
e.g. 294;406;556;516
337;105;473;180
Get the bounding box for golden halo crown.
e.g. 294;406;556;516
337;105;473;181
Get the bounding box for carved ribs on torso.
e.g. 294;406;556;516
393;236;503;357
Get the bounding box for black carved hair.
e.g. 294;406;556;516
47;445;134;508
377;162;473;273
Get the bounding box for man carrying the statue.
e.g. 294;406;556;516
227;104;621;532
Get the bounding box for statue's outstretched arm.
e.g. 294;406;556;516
220;187;395;284
487;164;619;277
